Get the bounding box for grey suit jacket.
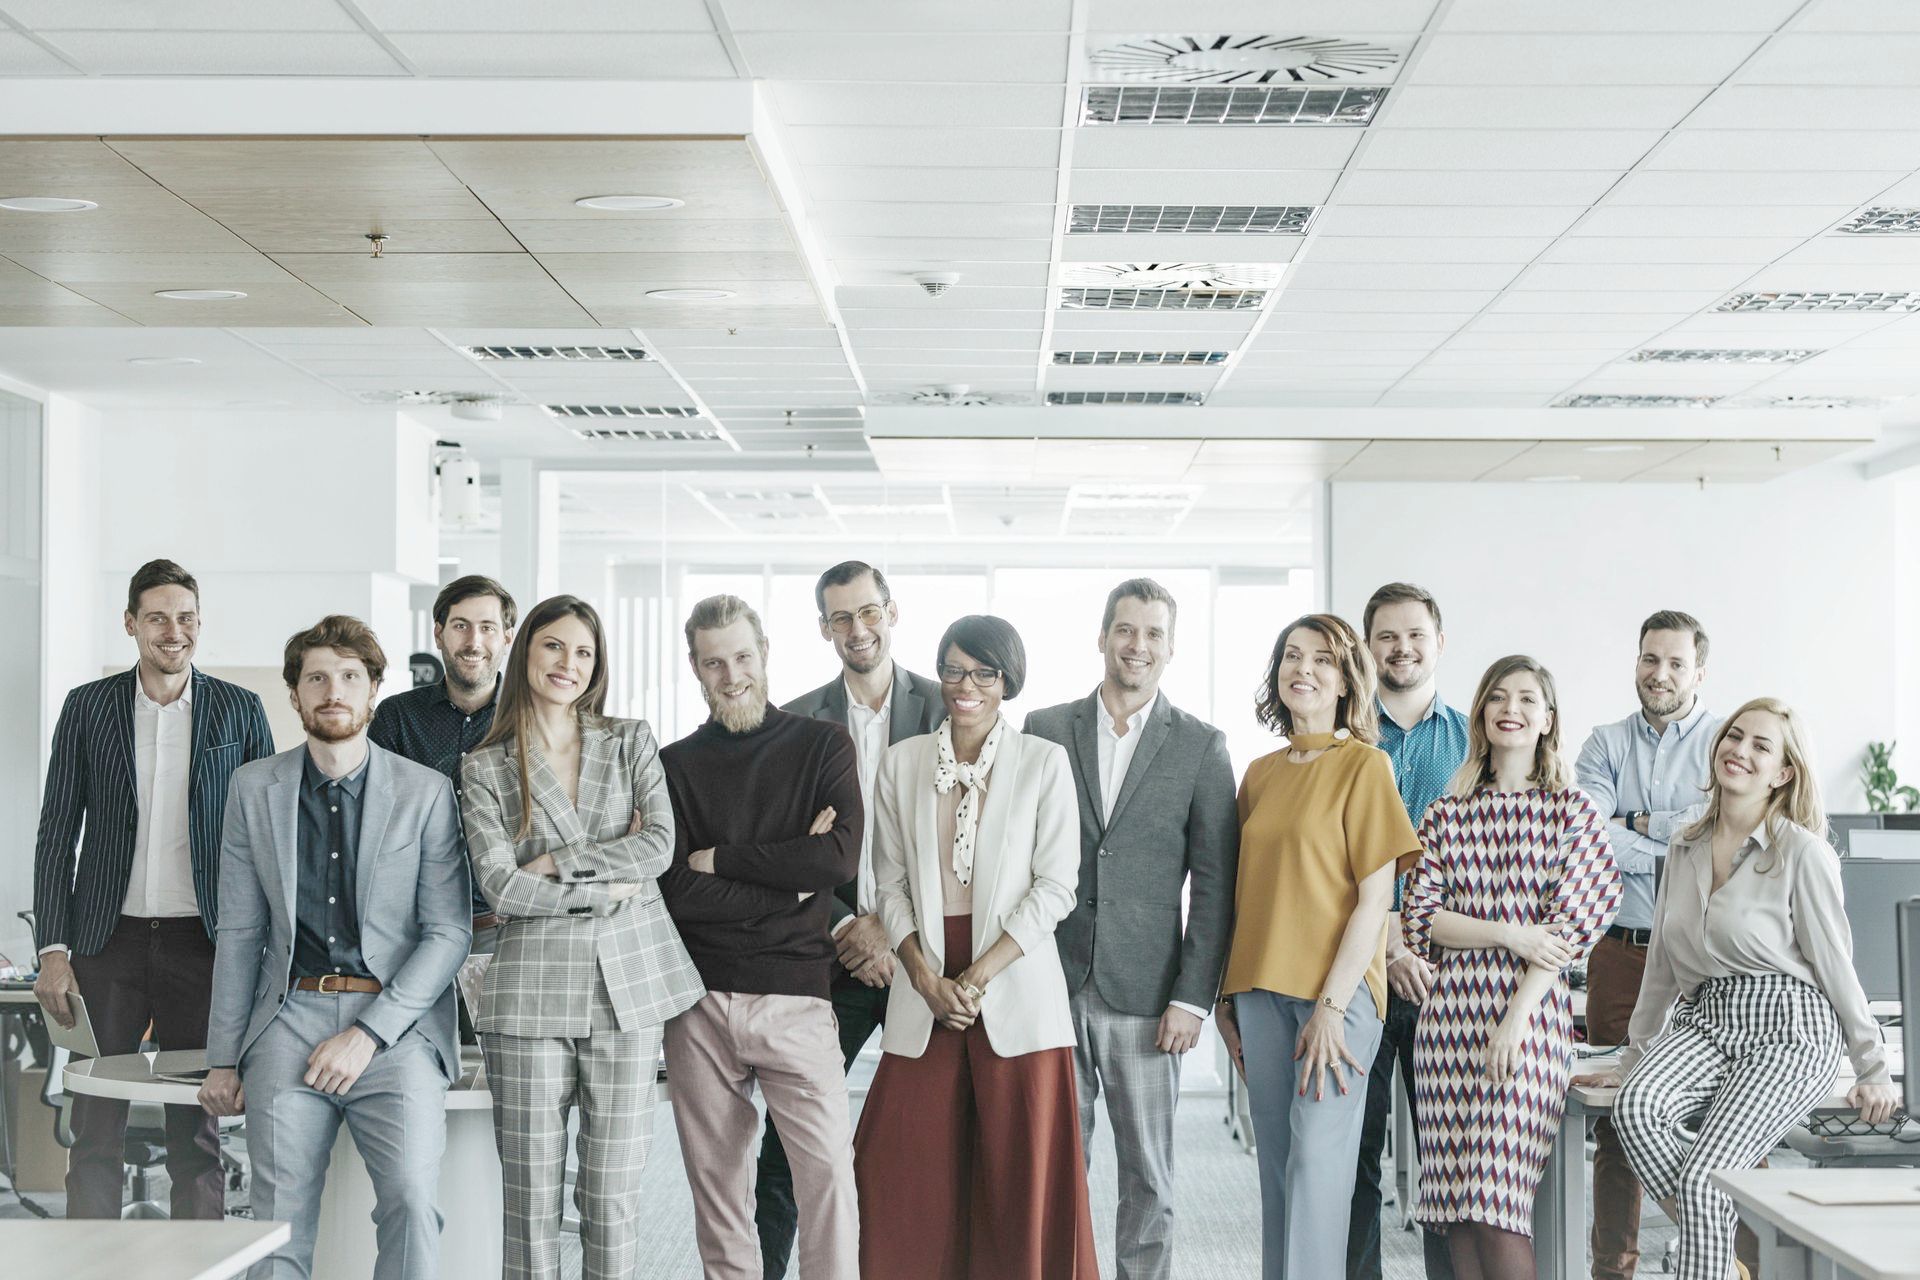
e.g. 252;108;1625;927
460;717;704;1038
783;661;946;928
1024;691;1240;1017
207;743;472;1082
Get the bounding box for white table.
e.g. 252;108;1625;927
63;1050;501;1280
0;1218;291;1279
1534;1045;1904;1280
1714;1168;1920;1280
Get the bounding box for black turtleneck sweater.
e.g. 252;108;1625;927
658;705;863;998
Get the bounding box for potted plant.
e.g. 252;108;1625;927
1861;741;1920;813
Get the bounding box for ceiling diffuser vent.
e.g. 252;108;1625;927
1060;287;1266;311
869;389;1037;407
1068;204;1315;234
571;426;724;443
1062;262;1284;289
1716;291;1920;313
1086;34;1404;85
1047;391;1205;406
1555;394;1720;409
1053;350;1230;366
1628;348;1818;365
462;345;651;362
1835;207;1920;235
539;404;703;419
1081;84;1384;126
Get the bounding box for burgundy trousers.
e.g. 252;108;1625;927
853;916;1098;1280
66;915;223;1219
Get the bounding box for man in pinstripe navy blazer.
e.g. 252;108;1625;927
32;559;275;1219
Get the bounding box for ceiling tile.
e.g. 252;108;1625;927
802;166;1060;203
788;126;1062;169
1738;34;1920;85
356;0;715;30
1684;84;1920;130
1608;171;1903;206
733;31;1069;82
1539;236;1805;264
1410;33;1764;85
1334;440;1532;480
1310;206;1585;237
1359;129;1662;170
1653;129;1920;170
34;30;405;74
1441;0;1801;30
809;202;1056;239
1300;236;1555;263
1072;128;1361;172
1065;169;1336;206
727;0;1074;31
1284;262;1522;291
383;32;735;76
1332;170;1622;206
770;82;1064;127
1513;262;1760;292
1569;206;1856;237
1379;85;1707;129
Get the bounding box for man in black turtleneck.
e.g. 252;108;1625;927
659;594;862;1280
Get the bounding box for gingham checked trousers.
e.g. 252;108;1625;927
483;985;664;1280
1613;974;1842;1280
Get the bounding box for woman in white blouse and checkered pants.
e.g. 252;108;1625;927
1576;697;1899;1280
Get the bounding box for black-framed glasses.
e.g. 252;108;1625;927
938;664;1003;688
823;602;889;634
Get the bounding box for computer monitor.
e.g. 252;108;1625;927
1828;812;1883;854
1899;897;1919;1116
1840;859;1920;1001
1885;813;1920;832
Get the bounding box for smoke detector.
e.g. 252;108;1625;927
912;271;961;297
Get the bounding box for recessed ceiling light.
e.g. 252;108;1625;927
1046;391;1205;406
1527;474;1583;483
1068;203;1315;234
574;195;684;211
1835;207;1920;235
0;196;98;213
1054;350;1230;366
1059;287;1266;311
127;356;202;367
1556;393;1719;409
1581;443;1646;454
153;289;247;301
645;288;736;301
1716;291;1920;314
1628;348;1817;365
1080;84;1387;127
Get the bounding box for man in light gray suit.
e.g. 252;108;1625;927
1023;578;1240;1280
200;615;471;1280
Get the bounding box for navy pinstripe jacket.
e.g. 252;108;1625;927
34;665;276;955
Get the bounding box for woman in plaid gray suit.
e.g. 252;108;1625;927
460;595;705;1280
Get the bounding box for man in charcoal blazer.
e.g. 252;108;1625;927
1023;578;1240;1280
32;559;275;1219
753;559;945;1278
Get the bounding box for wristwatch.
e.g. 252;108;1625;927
1320;994;1346;1016
1630;809;1649;835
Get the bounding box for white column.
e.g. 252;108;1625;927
497;458;559;608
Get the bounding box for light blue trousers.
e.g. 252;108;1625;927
1235;986;1382;1280
241;989;449;1280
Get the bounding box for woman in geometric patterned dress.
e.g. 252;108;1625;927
1402;655;1623;1280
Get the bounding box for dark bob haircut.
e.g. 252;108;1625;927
936;614;1027;700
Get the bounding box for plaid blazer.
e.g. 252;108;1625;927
460;717;704;1037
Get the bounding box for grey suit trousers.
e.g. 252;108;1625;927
482;977;663;1280
1071;982;1181;1280
242;989;450;1280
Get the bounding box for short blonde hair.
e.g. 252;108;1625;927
684;594;768;658
1448;654;1572;797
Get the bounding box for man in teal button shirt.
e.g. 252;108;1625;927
1350;583;1469;1280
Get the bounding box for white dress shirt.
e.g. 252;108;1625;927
1096;692;1207;1024
843;677;894;922
125;680;198;918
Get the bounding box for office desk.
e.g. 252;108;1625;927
1713;1168;1920;1280
0;987;46;1210
64;1050;500;1280
0;1218;290;1280
1535;1047;1904;1280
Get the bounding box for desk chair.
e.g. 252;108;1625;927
42;1045;171;1218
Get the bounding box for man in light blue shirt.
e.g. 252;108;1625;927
1573;609;1720;1280
1350;583;1470;1280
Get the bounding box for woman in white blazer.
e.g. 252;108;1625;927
852;614;1098;1280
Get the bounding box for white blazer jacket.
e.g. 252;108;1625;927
872;727;1081;1059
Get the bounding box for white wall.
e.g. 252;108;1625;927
1330;465;1901;810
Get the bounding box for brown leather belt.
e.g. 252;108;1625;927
472;913;503;932
293;975;383;994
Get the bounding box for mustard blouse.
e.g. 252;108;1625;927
1221;736;1423;1018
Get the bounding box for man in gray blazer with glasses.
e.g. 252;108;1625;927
1024;578;1240;1280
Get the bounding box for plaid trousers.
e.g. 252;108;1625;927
1069;982;1182;1280
1613;974;1842;1280
483;984;664;1280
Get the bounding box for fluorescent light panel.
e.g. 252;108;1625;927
1835;207;1920;235
1080;85;1385;127
541;404;703;419
1046;391;1205;405
463;345;651;362
571;426;722;442
1628;348;1818;365
1555;394;1720;408
1716;291;1920;314
1059;287;1266;311
1052;350;1230;366
1067;204;1316;235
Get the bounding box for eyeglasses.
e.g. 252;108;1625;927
823;602;889;634
938;664;1003;688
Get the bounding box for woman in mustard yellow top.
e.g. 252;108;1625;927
1215;613;1423;1280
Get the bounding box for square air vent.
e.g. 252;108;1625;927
540;404;703;419
1046;391;1205;406
1716;292;1920;313
1835;207;1920;235
1059;287;1266;311
1068;204;1315;234
1080;84;1385;126
1052;350;1230;366
1627;349;1818;365
1085;34;1406;85
1555;394;1719;409
570;426;724;443
462;345;651;362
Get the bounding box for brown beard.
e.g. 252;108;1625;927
302;701;372;743
706;679;769;733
